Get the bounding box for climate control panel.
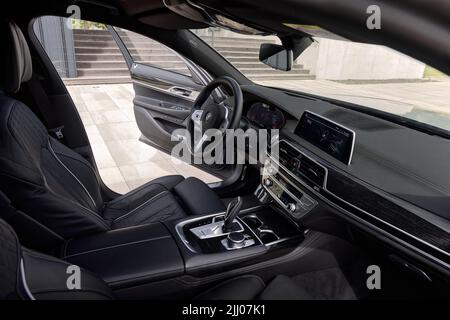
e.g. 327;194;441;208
261;162;318;219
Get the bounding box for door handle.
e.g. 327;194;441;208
169;86;193;97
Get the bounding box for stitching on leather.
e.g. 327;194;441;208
52;145;102;187
5;101;41;172
106;181;170;206
2;104;108;231
47;189;110;229
112;191;169;222
48;140;97;208
113;200;180;227
4;170;110;230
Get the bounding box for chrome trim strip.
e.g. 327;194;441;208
240;215;296;247
133;78;196;102
301;110;356;165
264;236;296;247
63;236;171;259
113;191;168;222
175;206;266;253
190;219;245;240
20;259;35;300
266;142;450;263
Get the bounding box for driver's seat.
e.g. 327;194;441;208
0;21;225;239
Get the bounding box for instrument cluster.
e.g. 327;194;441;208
246;102;286;129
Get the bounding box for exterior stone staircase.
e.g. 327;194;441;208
66;29;314;85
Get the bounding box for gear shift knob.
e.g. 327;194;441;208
223;196;243;232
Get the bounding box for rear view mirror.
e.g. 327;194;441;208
259;37;313;71
259;44;293;71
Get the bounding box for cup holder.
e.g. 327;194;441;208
241;215;280;245
258;230;279;244
242;216;263;229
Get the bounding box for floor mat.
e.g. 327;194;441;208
291;266;364;300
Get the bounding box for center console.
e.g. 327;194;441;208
61;150;308;297
62;204;301;291
168;205;301;275
174;207;299;254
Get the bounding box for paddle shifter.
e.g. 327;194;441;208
222;196;243;232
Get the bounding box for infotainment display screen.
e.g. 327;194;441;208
295;111;355;165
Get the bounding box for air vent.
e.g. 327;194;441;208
276;141;327;188
297;155;327;188
278;141;300;168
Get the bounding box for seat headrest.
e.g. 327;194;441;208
0;21;32;94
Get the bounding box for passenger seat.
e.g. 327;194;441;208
0;20;225;242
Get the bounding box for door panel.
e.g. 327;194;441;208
110;27;239;183
130;63;201;152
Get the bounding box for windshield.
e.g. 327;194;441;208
192;28;450;132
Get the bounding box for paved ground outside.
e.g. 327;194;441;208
67;84;219;194
67;78;450;194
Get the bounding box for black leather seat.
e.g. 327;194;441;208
0;218;308;300
0;219;114;300
0;21;225;239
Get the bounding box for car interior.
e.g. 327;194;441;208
0;0;449;300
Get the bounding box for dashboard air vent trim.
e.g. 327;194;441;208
274;139;329;189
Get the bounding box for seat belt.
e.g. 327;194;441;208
26;76;65;141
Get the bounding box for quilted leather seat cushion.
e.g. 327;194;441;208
103;176;187;229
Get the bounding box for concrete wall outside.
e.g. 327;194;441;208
194;29;425;80
313;38;425;80
296;40;319;76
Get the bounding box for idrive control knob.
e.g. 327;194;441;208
227;232;246;249
287;203;297;213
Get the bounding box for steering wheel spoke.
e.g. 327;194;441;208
187;76;243;156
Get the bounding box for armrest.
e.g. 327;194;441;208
62;223;184;288
174;177;226;215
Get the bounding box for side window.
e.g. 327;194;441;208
33;16;219;194
118;29;192;77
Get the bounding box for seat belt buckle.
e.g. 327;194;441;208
49;126;65;140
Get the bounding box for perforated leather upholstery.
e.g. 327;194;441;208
0;21;225;241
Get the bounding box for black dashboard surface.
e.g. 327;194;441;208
241;84;450;268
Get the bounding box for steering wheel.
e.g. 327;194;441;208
188;76;243;154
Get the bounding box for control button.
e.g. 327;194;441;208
264;178;273;187
227;232;246;249
287;203;297;213
290;158;300;169
267;166;275;175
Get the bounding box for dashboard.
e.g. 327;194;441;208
240;85;450;279
246;102;286;129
